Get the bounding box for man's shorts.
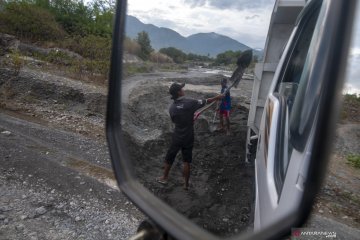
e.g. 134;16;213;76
165;138;193;164
219;109;230;118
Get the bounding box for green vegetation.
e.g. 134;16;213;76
159;47;187;64
61;35;111;60
187;53;212;62
344;93;360;104
341;94;360;122
1;51;25;75
0;0;115;39
149;52;173;63
136;31;153;60
214;50;241;65
159;47;214;64
124;37;141;56
347;154;360;169
0;0;258;81
341;190;360;205
10;51;24;74
0;1;66;41
123;63;153;76
212;50;258;68
0;0;114;81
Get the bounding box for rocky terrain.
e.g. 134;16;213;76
121;75;255;236
311;122;360;229
1;35;359;239
0;51;257;238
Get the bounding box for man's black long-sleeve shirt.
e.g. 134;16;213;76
169;96;206;141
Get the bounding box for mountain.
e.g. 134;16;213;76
125;16;187;50
125;15;253;57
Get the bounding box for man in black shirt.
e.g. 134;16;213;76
157;82;223;190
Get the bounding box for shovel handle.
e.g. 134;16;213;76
194;101;216;121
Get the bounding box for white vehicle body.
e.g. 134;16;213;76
246;1;306;161
247;0;327;231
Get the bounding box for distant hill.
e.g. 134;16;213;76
125;15;260;58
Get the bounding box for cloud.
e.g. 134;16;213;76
245;14;260;20
183;0;274;10
344;51;360;94
351;48;360;56
343;83;360;95
128;0;275;48
183;0;206;8
344;3;360;94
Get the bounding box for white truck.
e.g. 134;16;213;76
246;0;307;164
247;0;340;232
247;0;310;231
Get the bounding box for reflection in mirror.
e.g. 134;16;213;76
120;0;274;237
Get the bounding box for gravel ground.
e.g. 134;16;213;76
120;77;255;237
1;63;359;239
1;65;257;238
0;113;142;240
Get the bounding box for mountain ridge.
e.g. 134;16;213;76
125;15;256;57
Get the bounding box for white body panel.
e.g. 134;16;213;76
251;0;320;231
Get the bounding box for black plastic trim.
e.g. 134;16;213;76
106;0;357;239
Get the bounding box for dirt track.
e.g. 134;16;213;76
0;112;141;240
0;66;256;237
1;64;359;239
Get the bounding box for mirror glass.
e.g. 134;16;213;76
121;0;274;237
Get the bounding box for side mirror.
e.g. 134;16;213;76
106;0;357;239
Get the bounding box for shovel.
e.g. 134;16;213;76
194;49;253;122
209;102;220;132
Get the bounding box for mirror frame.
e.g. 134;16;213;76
106;0;357;239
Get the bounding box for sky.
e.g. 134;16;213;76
126;0;359;94
346;12;360;95
127;0;274;49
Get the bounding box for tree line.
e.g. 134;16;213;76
0;0;257;67
134;31;256;66
0;0;115;39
